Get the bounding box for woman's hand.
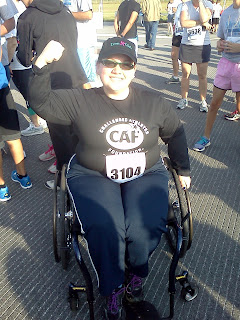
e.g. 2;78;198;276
222;40;240;53
202;21;212;30
178;175;191;190
217;39;225;52
35;40;65;69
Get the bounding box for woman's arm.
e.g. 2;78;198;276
198;0;212;24
180;1;212;28
28;41;74;125
180;9;201;28
120;11;139;37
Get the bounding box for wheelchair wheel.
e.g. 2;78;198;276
164;157;192;258
53;170;61;263
59;164;72;270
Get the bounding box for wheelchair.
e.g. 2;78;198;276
52;158;198;320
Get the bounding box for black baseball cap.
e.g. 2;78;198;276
98;37;137;64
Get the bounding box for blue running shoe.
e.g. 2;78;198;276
193;136;211;152
0;186;11;201
11;171;32;189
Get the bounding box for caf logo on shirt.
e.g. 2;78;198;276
106;123;144;150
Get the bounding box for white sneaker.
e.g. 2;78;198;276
200;100;208;112
38;118;48;128
48;160;57;174
177;98;188;110
44;180;60;190
21;122;44;136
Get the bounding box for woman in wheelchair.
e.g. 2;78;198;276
29;37;191;320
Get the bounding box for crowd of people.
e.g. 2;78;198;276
0;0;239;319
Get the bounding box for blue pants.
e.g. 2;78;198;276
144;21;159;49
77;47;96;83
67;156;169;296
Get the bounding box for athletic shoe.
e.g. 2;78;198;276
11;171;32;189
38;118;48;128
104;287;126;320
0;186;11;201
193;136;211;152
21;122;44;136
144;44;149;48
39;144;56;161
224;110;240;121
48;160;57;174
165;76;180;84
45;180;60;190
177;98;188;109
125;273;143;303
200;100;208;112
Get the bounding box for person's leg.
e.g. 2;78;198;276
67;159;126;297
149;21;158;49
0;145;11;201
121;159;168;278
236;92;240;113
204;86;226;138
0;149;4;185
172;46;180;77
196;62;209;102
6;138;26;176
47;122;76;171
181;62;192;99
144;21;150;47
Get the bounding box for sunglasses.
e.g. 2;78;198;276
101;59;135;70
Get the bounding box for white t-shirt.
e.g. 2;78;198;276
0;0;18;65
174;3;183;36
168;2;175;15
63;0;97;48
181;0;213;46
212;3;222;18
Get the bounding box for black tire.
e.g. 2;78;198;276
53;170;60;263
59;164;72;270
164;157;191;258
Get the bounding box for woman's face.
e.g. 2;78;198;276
96;54;136;97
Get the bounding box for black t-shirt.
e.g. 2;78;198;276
29;65;190;178
118;0;141;39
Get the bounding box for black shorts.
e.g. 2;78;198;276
179;44;211;63
212;18;220;25
0;86;20;146
172;34;182;48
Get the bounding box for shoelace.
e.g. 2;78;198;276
228;110;238;117
126;274;142;294
107;287;125;315
45;144;54;154
198;136;208;145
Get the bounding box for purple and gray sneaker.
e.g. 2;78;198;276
125;273;144;303
104;286;126;320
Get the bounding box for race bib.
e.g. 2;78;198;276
106;152;146;184
175;26;183;36
187;26;202;40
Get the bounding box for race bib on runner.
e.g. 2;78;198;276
106;152;146;183
187;26;202;40
175;26;183;36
